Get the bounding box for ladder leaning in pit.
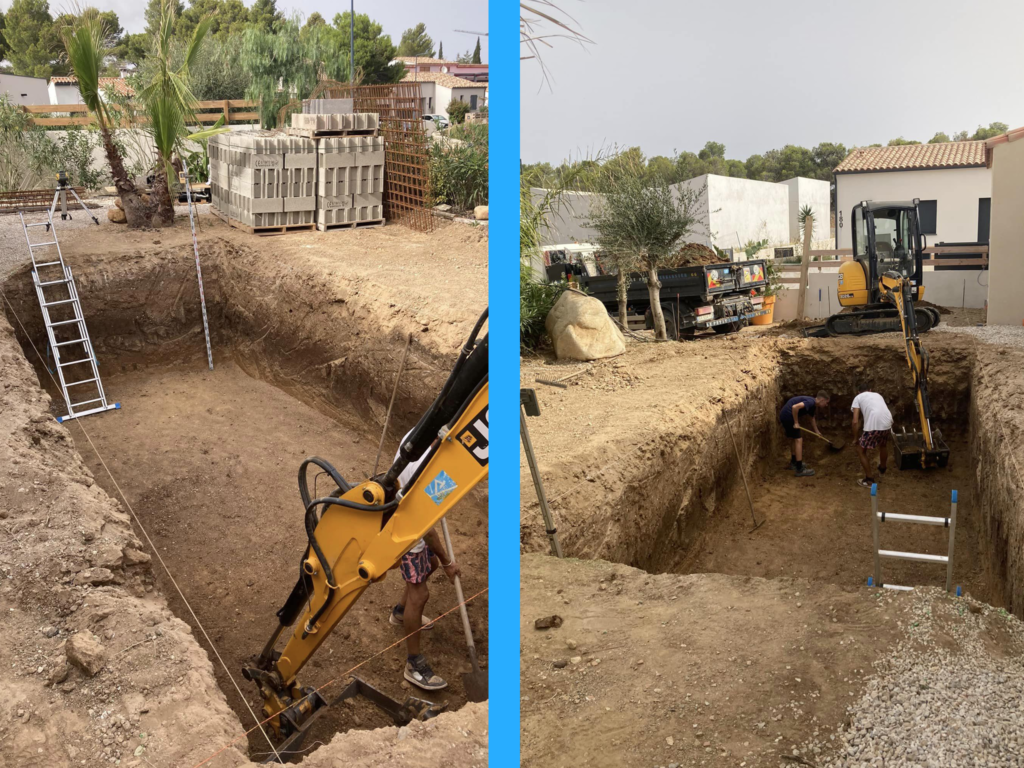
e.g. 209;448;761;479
19;210;119;423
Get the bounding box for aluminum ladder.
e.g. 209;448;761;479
868;484;959;594
19;210;119;423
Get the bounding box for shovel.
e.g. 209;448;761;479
439;518;488;702
797;425;845;452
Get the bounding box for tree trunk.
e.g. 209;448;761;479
151;159;175;228
99;124;151;229
645;259;667;340
797;214;814;319
616;268;629;330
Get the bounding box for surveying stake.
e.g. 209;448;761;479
867;484;960;594
179;158;214;371
47;171;99;230
521;387;563;558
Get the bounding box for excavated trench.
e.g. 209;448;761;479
551;338;1018;613
0;245;488;760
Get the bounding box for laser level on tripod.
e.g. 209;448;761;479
46;171;100;230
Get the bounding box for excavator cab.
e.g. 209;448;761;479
829;200;940;336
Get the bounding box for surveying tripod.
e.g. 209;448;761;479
47;171;100;231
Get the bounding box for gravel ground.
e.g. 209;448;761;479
795;589;1024;768
0;198;210;281
933;323;1024;349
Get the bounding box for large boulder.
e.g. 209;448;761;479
474;205;488;221
545;290;625;361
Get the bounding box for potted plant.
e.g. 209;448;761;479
742;239;779;325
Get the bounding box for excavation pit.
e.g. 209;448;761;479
0;221;488;762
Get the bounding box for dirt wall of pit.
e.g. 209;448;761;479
1;218;487;439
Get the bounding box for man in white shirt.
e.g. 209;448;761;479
387;433;461;691
851;387;894;488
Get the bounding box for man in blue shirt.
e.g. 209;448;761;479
779;392;830;477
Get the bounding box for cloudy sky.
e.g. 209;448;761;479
521;0;1024;164
1;0;487;62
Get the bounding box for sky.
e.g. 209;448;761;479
521;0;1024;164
0;0;488;62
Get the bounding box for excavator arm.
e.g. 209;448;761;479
243;311;489;749
878;273;949;469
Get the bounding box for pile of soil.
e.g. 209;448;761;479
672;241;720;266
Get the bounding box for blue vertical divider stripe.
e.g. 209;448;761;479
487;1;520;764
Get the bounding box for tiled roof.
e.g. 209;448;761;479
49;76;135;95
834;141;987;173
401;71;480;89
395;56;451;65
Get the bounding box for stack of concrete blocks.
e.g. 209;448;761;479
208;131;317;229
290;112;379;136
316;135;385;229
302;98;354;114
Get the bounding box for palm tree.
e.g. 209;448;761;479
62;18;152;228
140;0;211;226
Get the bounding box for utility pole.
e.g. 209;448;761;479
350;0;355;84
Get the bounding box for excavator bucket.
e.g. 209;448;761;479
893;429;950;470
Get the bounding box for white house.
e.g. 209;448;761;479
401;71;486;119
47;76;134;105
394;56;488;83
984;126;1024;326
834;142;992;249
0;74;49;105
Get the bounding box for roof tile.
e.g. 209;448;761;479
835;141;987;173
401;71;481;89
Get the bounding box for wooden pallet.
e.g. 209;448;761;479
285;127;379;139
316;218;385;232
211;206;316;236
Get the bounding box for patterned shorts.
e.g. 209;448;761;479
400;546;434;584
858;430;890;450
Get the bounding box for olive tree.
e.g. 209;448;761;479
587;153;704;339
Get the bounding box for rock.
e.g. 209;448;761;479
114;197;124;210
47;663;70;686
545;290;626;361
74;567;115;586
108;207;127;224
66;633;106;677
433;204;452;213
102;186;118;196
565;639;578;650
534;615;563;630
92;544;124;570
123;548;151;566
41;625;59;638
570;656;582;665
553;660;568;669
474;205;488;220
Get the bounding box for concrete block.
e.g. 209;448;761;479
318;194;354;211
303;98;355;115
292;112;378;134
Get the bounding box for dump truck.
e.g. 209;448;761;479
554;260;770;338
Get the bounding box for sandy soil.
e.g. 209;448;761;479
0;215;489;767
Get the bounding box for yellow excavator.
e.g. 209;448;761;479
825;202;949;469
827;200;941;337
242;310;488;759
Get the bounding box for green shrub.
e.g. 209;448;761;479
429;128;488;211
0;95;55;192
51;127;107;191
520;262;569;352
446;98;470;125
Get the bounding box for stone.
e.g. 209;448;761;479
553;660;567;669
92;545;124;570
123;548;151;566
107;207;127;224
74;567;115;586
474;205;488;220
66;633;106;677
114;197;124;210
545;290;626;361
47;663;70;686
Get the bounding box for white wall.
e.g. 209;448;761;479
48;83;83;105
704;174;790;250
835;166;992;249
531;188;602;245
773;266;989;322
987;137;1024;326
779;177;831;243
0;74;49;105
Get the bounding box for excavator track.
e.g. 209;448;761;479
825;306;935;337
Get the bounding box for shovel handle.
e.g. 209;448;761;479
440;518;480;671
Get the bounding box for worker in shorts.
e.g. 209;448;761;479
388;434;461;691
779;392;829;477
851;385;894;489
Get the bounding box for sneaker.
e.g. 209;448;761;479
794;466;815;477
404;656;448;691
858;478;874;488
390;607;434;630
878;465;887;475
788;458;797;470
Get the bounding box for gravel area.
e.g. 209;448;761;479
0;198;210;282
796;589;1024;768
933;323;1024;349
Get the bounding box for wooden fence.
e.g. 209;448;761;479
20;100;260;127
779;245;989;285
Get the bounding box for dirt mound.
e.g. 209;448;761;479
672;241;720;266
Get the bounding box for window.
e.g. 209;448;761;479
918;200;937;235
470;94;478;110
978;198;991;243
